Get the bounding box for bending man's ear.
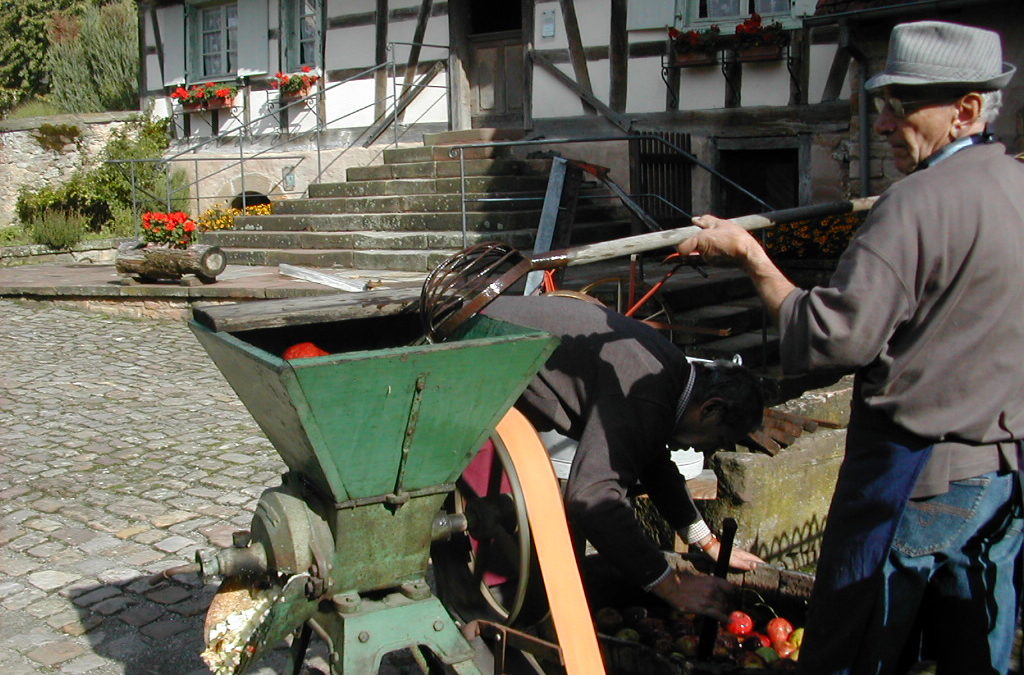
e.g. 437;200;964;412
698;397;726;426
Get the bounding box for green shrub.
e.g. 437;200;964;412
48;0;139;113
32;122;81;151
5;98;63;120
15;114;191;231
0;225;32;246
29;210;87;249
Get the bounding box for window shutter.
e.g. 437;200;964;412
158;5;187;86
626;0;680;30
237;0;269;76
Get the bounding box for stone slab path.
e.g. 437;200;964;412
0;299;421;674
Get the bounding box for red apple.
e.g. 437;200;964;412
766;617;794;644
726;610;754;637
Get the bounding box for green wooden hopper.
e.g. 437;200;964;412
186;305;558;674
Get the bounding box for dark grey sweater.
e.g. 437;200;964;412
779;142;1024;496
482;295;697;588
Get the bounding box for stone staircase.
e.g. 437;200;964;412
200;128;781;367
200;130;634;272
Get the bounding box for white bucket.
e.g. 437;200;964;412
540;431;705;481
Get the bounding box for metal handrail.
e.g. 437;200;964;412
445;133;772;243
109;43;452;217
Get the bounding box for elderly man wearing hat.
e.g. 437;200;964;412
675;21;1024;675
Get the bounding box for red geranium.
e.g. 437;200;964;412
140;211;199;249
271;67;320;95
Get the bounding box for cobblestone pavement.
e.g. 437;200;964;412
0;299;421;674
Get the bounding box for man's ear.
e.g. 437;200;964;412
698;397;726;426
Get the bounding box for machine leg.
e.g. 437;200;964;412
322;593;483;675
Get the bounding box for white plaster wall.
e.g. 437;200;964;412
678;68;728;111
808;42;850;104
740;62;791;107
627;56;669;114
532;61;588;118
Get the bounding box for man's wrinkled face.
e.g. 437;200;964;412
873;89;961;174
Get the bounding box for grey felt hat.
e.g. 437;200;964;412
865;21;1015;92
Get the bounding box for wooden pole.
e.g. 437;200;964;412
608;0;628;113
529;196;879;269
558;0;596;115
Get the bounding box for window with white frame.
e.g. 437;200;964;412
692;0;790;24
283;0;320;71
187;1;238;78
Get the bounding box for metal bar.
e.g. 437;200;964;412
459;149;467;248
393;374;428;500
525;157;569;296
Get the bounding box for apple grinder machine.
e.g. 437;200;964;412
166;197;874;674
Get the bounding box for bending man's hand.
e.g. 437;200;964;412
650;571;733;622
677;214;797;324
702;539;765;572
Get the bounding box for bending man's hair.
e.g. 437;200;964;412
689;359;764;433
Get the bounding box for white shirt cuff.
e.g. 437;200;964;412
682;519;711;545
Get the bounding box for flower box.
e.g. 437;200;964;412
670;50;719;67
736;43;785;62
171;83;239;112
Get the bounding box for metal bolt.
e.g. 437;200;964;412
358;631;371;643
433;620;444;632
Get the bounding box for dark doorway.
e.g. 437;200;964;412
716;148;798;218
231;191;272;209
466;0;525;128
469;0;522;34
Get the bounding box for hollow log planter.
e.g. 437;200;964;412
116;241;227;284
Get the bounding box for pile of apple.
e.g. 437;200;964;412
721;610;803;669
594;604;803;671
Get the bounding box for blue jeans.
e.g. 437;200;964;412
859;471;1024;674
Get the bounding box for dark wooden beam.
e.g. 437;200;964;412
821;47;852;102
397;0;433;122
521;0;535;130
374;0;389;120
531;50;629;132
447;0;471;130
558;0;596;115
327;2;447;30
609;0;627;113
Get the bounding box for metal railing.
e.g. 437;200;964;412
444;134;774;244
108;43;452;219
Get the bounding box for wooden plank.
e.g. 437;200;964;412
192;288;421;333
374;0;389;121
609;0;628;113
558;0;596;115
531;51;629;132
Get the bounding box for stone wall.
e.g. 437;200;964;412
0;112;137;228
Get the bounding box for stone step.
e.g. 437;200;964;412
222;247;479;273
308;175;553;198
203;228;538;251
203;220;631;256
422;128;527;147
346;158;552;182
275;192;623;215
381;145;500;164
274;192;544;215
231;208;632;233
